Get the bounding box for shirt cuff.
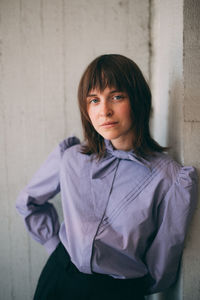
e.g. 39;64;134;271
43;235;60;255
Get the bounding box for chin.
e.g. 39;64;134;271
99;132;120;141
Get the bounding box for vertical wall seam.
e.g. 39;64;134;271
0;4;13;298
148;0;153;85
148;0;155;137
62;0;67;135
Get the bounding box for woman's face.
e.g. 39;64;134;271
86;86;135;151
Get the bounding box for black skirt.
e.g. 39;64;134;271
34;243;146;300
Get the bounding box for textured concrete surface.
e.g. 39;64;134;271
183;0;200;122
150;0;184;164
182;1;200;299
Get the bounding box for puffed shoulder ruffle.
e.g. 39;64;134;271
176;166;198;188
59;136;80;155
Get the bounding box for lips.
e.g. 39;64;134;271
100;121;118;127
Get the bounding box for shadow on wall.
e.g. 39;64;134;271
166;79;183;164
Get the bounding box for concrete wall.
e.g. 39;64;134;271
0;1;150;299
151;0;184;161
182;0;200;299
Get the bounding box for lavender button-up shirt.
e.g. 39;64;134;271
16;137;198;294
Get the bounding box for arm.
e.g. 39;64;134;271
16;137;80;254
145;166;198;294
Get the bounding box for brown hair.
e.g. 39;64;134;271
78;54;167;159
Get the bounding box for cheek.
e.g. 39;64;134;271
87;108;98;127
118;103;132;120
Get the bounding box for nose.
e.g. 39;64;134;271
99;101;113;117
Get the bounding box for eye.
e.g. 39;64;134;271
88;98;99;104
91;98;99;103
113;95;124;100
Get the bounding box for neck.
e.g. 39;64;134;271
111;137;134;151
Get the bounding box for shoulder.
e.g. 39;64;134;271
148;152;198;218
58;137;96;180
59;136;81;155
148;151;198;187
59;136;93;171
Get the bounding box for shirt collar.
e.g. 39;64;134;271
104;139;151;169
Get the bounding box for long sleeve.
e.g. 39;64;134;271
145;166;198;294
16;137;80;254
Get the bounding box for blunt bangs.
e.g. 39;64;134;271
82;55;134;99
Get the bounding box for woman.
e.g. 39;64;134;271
16;54;198;300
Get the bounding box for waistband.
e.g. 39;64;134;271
53;242;148;290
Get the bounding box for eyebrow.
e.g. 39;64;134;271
87;90;120;97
